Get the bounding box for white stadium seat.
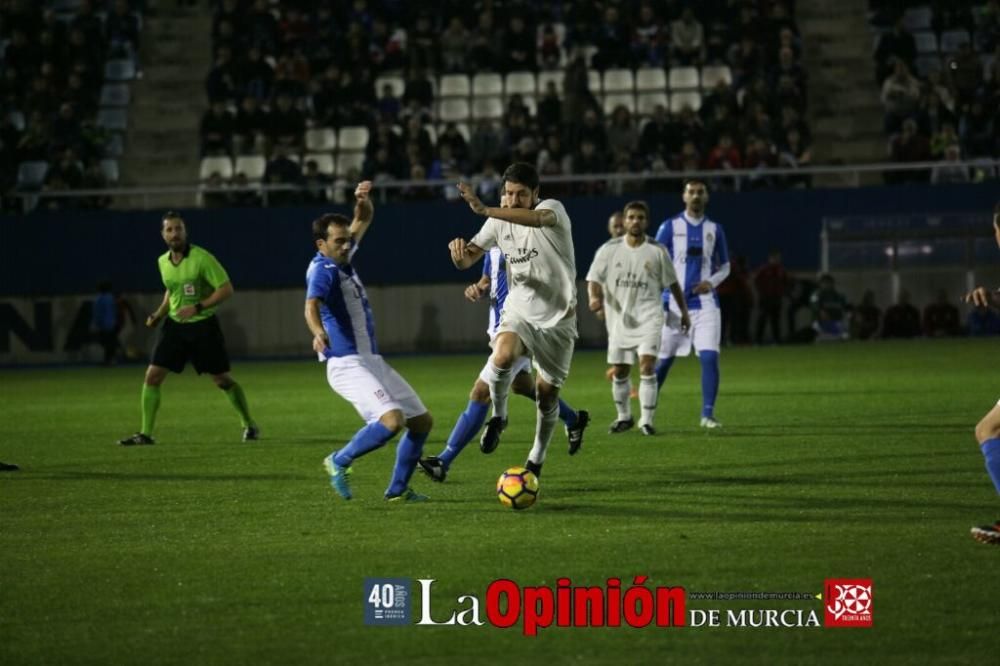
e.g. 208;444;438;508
337;126;369;152
635;67;667;92
199;156;233;180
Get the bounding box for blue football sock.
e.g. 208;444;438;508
982;438;1000;495
387;430;429;497
558;399;577;427
333;421;395;467
655;356;675;390
699;351;720;418
439;401;488;466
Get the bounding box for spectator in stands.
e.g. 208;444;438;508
537;22;564;70
200;100;234;157
931;144;972;184
263;145;302;205
368;17;406;72
571;139;607;195
728;35;763;88
362;146;402;182
468;119;504;171
851;289;882;340
402;64;434;114
592;5;631;70
968;305;1000;336
770;47;807;99
778;127;813;187
881;60;921;134
917;90;956;143
206;45;239;102
638;105;679;162
402;116;433;166
744;135;778;189
631;3;667;67
437;123;470;169
67;29;103;89
376;83;401;123
232;96;267;155
238;46;275;102
467;11;502;72
402;163;435;201
537;133;571;177
705;132;743;170
889;118;931;183
107;0;140;60
754;250;789;344
16;112;50;163
24;74;59;119
924;289;961;337
606;105;638;157
673;140;701;172
51;103;82;154
561;53;599;126
718;255;753;345
959;99;995;158
810;274;848;341
671;8;705;66
64;72;97;119
504;16;535;72
301;159;331;204
201;172;229;208
874;17;916;83
882;290;922;338
229;173;261;207
42;147;83;210
536;81;562;133
946;42;982;107
246;0;278;54
80;159;111;210
266;94;305;153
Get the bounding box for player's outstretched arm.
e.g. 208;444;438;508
349;181;375;245
146;289;170;328
304;298;330;354
449;237;486;270
456;181;555;227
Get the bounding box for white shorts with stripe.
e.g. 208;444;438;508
497;311;577;387
326;353;427;424
607;329;661;365
658;308;721;358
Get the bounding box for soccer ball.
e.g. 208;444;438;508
496;467;539;510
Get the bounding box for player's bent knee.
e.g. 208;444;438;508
379;409;406;434
407;411;433;434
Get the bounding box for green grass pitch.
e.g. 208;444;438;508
1;339;997;665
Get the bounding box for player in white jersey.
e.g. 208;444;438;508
966;203;1000;545
587;200;690;435
450;162;577;479
417;198;589;483
653;179;731;429
306;181;432;502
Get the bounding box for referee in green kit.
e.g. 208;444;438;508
119;212;258;445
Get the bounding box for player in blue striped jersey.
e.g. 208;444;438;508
306;181;432;502
653;179;730;429
418;199;589;483
966;203;1000;545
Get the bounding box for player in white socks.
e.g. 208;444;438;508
587;201;690;435
450;162;577;478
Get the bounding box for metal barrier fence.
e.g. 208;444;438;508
4;159;999;213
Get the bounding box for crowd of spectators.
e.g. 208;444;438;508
872;1;1000;184
200;0;814;204
0;0;141;210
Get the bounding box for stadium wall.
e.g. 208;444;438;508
2;182;997;364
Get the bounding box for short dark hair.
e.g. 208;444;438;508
623;200;650;218
162;210;183;226
502;162;539;190
682;178;708;192
312;213;350;242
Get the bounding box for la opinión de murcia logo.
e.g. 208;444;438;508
824;579;873;628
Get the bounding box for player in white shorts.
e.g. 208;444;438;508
966;203;1000;545
417;200;589;484
450;162;578;479
654;179;731;429
305;181;431;502
587;200;690;436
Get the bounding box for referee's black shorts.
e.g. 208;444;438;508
151;315;231;375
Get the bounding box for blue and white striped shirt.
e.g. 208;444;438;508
483;247;509;339
654;213;730;312
306;249;378;359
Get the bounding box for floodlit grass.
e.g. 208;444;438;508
1;339;996;665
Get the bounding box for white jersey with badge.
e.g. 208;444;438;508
586;236;677;345
470;199;577;328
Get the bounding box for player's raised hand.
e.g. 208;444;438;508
457;182;489;216
449;238;469;266
354;180;374;220
965;286;996;308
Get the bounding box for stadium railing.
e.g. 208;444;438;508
4;159;998;213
